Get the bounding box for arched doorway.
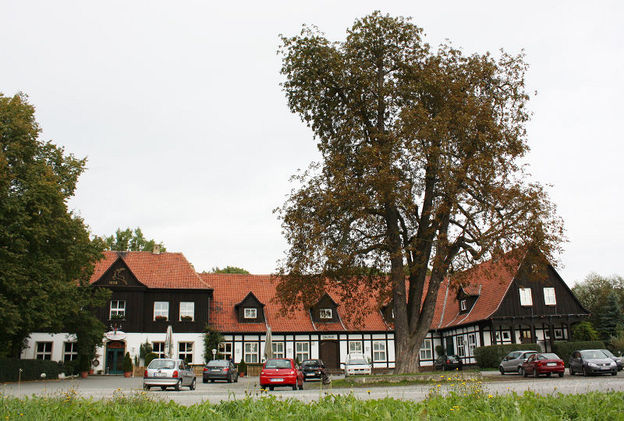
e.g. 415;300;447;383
106;341;126;374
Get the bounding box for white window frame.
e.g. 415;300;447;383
419;338;432;361
554;328;563;339
272;342;285;358
63;342;78;362
154;301;169;320
348;341;363;354
152;342;166;358
179;302;195;321
244;343;258;363
36;342;52;360
178;342;193;363
319;308;332;319
244;308;257;319
218;342;233;360
295;342;310;362
502;331;510;340
460;300;467;311
468;333;477;356
110;300;126;319
543;287;557;306
519;288;533;306
457;336;466;357
373;341;386;362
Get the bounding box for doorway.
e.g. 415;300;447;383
106;341;126;374
319;341;339;369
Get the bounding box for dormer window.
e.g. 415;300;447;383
460;300;467;311
320;308;332;319
244;308;257;319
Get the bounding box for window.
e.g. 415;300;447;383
63;342;78;362
460;300;467;311
554;328;563;339
244;343;258;363
319;308;332;319
457;336;466;357
373;341;386;362
502;331;510;340
109;300;126;319
152;342;166;358
295;342;310;362
154;301;169;320
180;302;195;321
272;342;285;358
244;308;257;319
349;341;363;354
178;342;193;363
468;333;477;355
543;287;556;306
218;342;233;361
519;288;533;306
36;342;52;360
419;338;432;361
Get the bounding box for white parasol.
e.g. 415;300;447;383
165;325;174;358
263;326;273;361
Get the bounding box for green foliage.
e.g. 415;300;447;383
139;341;152;361
210;266;250;274
122;352;133;373
598;293;624;339
0;92;105;358
103;227;166;252
144;352;158;367
572;273;624;336
0;359;64;382
203;324;224;363
571;321;600;341
552;341;605;364
435;345;445;357
609;330;624;355
473;344;541;368
237;360;247;374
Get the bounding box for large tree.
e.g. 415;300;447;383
572;273;624;336
103;227;166;252
275;13;563;373
0;93;105;357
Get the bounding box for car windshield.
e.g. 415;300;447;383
348;359;368;365
265;359;291;369
581;350;607;359
148;359;176;369
538;353;559;360
302;360;321;368
207;360;229;367
601;349;616;358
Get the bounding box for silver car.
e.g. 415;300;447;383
499;350;538;374
143;358;196;391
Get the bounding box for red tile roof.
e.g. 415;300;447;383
90;251;210;289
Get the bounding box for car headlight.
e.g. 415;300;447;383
588;363;598;368
610;361;616;366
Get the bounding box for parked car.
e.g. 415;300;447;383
259;358;304;391
569;350;618;376
520;352;565;378
434;355;463;371
301;359;329;382
202;360;238;383
599;349;623;371
143;358;196;391
499;350;538;375
344;353;372;377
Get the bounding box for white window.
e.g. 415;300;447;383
110;300;126;319
468;333;477;355
295;342;310;362
519;288;533;306
244;343;258;363
244;308;257;319
373;341;386;362
543;287;556;306
554;328;563;339
36;342;52;360
457;336;466;357
320;308;332;319
178;342;193;363
218;342;233;360
63;342;78;362
272;342;285;358
154;301;169;320
502;331;510;340
180;302;195;321
419;338;432;361
460;300;467;311
152;342;166;358
349;341;363;353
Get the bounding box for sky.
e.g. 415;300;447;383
1;0;622;285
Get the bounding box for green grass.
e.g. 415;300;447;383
2;389;623;420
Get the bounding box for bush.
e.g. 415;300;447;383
0;359;64;382
122;352;133;373
62;359;79;376
144;352;158;367
552;341;605;365
474;344;541;368
237;360;248;374
571;321;600;341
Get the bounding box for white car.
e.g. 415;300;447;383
143;358;196;391
344;353;372;377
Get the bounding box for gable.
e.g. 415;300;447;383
92;257;145;288
235;292;265;323
310;294;339;323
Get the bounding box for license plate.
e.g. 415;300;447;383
212;369;221;372
270;378;283;382
155;372;166;377
547;363;556;366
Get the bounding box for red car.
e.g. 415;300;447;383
521;352;565;378
259;358;304;391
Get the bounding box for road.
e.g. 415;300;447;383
2;371;623;405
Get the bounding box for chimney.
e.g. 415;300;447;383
153;244;161;255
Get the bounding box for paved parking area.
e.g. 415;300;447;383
2;371;624;405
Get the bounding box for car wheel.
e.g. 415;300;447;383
143;384;150;391
203;378;208;383
210;379;215;383
292;384;297;391
546;372;551;377
269;386;274;391
611;371;617;376
161;386;167;391
558;372;564;378
517;367;523;375
520;367;526;377
189;378;196;390
584;367;590;377
174;380;181;391
499;367;505;375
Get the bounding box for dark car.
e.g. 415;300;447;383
520;352;565;378
599;349;623;371
434;355;463;371
301;359;329;382
202;360;239;383
499;350;538;375
569;349;618;376
260;358;304;391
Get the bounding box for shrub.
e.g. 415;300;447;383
435;345;445;357
552;341;605;364
0;359;64;382
237;360;247;374
122;352;133;373
473;344;541;368
78;354;91;372
571;321;600;341
609;330;624;355
144;352;158;367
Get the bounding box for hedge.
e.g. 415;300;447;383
473;344;541;368
552;341;605;365
0;359;65;382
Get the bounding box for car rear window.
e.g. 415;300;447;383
302;361;321;367
207;360;229;367
265;359;292;369
148;360;176;369
539;353;559;360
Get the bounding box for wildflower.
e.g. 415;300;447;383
488;394;493;398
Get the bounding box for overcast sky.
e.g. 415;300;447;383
1;1;622;285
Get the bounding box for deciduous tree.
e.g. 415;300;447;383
103;227;165;252
275;13;563;373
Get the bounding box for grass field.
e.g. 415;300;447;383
2;387;623;420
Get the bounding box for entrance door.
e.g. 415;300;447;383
446;337;454;356
106;341;125;374
319;341;339;369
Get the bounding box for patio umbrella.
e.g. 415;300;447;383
263;326;273;361
165;325;174;358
